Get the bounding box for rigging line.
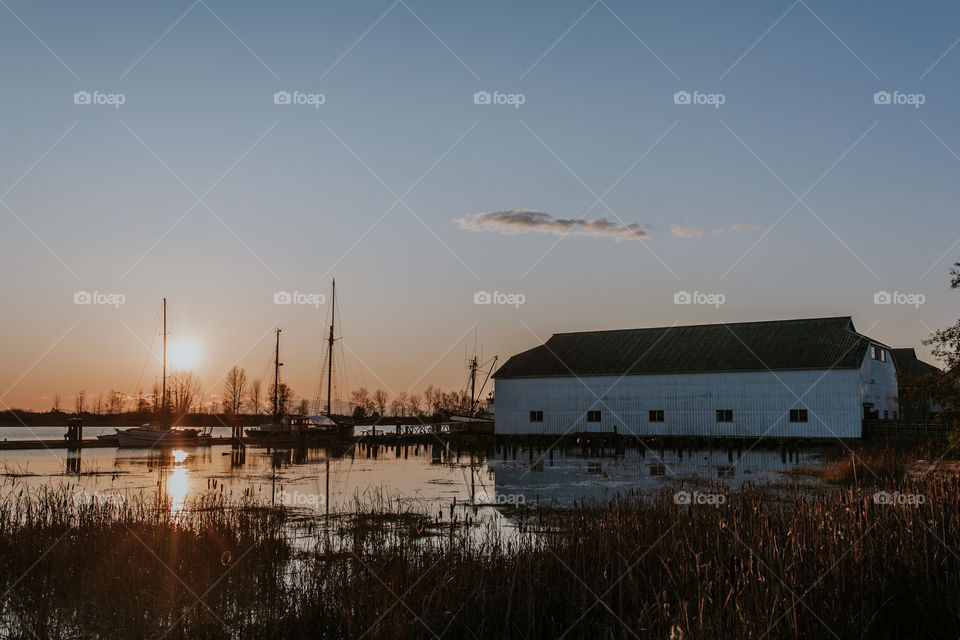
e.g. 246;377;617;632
131;310;162;397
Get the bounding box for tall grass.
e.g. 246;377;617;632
2;458;960;638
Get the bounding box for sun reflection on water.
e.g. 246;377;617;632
166;449;190;515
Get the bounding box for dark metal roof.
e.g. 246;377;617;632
494;317;881;379
891;348;940;379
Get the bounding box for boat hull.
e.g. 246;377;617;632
115;426;209;447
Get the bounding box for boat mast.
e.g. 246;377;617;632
273;328;282;420
469;355;478;416
162;298;167;418
326;279;335;417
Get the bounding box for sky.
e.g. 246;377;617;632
1;0;958;411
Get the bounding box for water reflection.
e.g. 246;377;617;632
0;441;825;519
166;449;190;515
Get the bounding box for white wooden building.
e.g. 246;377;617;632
493;317;898;439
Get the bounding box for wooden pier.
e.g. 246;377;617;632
0;436;238;451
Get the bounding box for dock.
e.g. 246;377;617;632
0;436;238;451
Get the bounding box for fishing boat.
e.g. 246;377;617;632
447;350;497;431
245;280;353;444
115;299;211;448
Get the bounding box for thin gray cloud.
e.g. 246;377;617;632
670;224;703;238
455;209;651;241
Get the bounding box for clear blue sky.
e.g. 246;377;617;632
1;0;958;410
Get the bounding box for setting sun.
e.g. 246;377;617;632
168;340;201;370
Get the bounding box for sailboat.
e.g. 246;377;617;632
115;299;210;447
245;280;353;443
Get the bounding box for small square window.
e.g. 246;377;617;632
586;410;602;422
716;409;733;423
789;409;808;423
649;410;664;422
529;411;543;422
872;346;886;361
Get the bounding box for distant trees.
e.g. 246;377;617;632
350;388;374;418
223;366;247;415
922;261;960;433
297;398;309;415
74;390;86;414
248;378;263;416
170;371;202;416
51;394;61;413
108;390;125;414
268;382;293;416
151;381;162;413
408;393;422;416
353;386;476;418
134;389;150;414
373;389;389;416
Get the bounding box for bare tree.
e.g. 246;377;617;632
135;389;150;414
94;393;103;415
108;390;124;414
74;390;86;414
350;387;371;418
395;391;410;416
297;398;309;415
170;371;202;416
373;389;389;416
223;366;247;415
51;394;61;413
150;381;162;412
921;261;960;431
247;378;263;416
408;393;422;416
423;385;441;414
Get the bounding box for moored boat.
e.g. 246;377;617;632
115;423;204;447
245;414;352;443
114;299;212;448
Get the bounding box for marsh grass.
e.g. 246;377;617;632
811;438;950;485
2;450;960;638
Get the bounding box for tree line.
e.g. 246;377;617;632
47;365;486;420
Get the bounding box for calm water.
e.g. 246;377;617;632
0;427;823;514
